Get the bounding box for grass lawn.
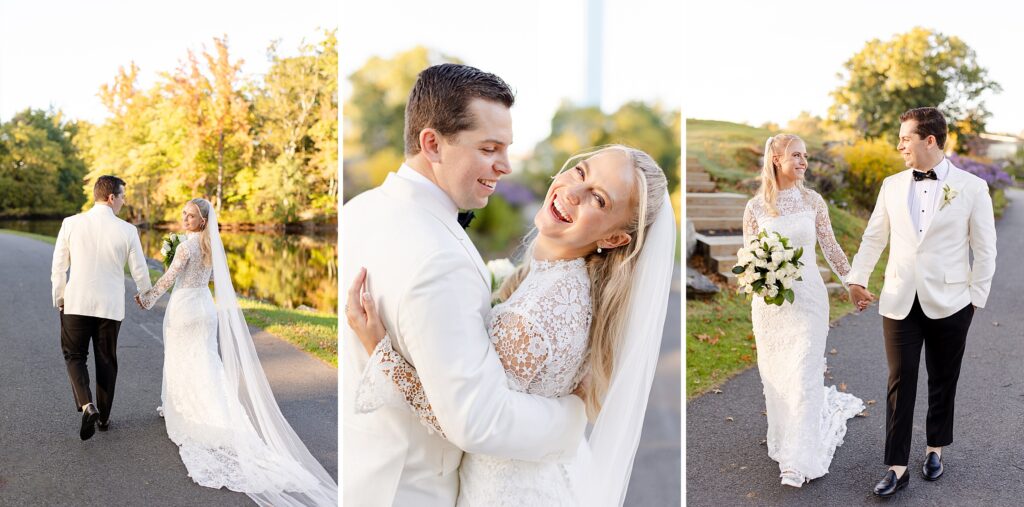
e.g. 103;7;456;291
1;229;337;367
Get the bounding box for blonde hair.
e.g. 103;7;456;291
495;145;668;419
758;134;811;216
187;198;213;267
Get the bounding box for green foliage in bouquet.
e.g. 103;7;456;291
732;230;804;306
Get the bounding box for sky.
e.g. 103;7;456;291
684;0;1024;136
340;0;683;157
0;0;336;122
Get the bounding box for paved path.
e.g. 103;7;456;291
626;266;682;506
686;188;1024;506
0;233;337;506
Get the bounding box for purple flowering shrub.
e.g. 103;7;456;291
949;154;1013;190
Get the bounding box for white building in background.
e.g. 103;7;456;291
584;0;603;108
978;132;1024;160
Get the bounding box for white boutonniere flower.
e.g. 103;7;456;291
940;184;959;210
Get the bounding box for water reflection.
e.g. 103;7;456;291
1;219;337;313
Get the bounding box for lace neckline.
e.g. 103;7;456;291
530;257;586;272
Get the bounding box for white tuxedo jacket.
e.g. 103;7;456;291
50;205;153;321
848;163;997;320
341;171;587;507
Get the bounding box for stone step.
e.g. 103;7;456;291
693;233;745;257
687;172;711;182
711;254;738;274
687;181;716;193
687;204;746;218
686;192;749;207
686;157;701;167
826;282;844;296
721;270;738;287
691;216;743;231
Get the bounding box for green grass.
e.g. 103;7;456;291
686;119;828;192
239;299;338;367
686;202;888;399
1;229;337;367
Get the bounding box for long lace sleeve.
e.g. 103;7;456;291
138;242;189;309
355;335;446;437
812;192;851;285
489;312;550;391
743;199;760;246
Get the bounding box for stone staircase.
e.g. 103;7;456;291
687;158;843;295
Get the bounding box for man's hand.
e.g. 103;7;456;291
849;284;875;312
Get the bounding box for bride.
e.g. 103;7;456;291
346;145;675;505
135;198;338;506
742;134;865;487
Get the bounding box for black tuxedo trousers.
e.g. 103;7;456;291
60;312;122;420
882;295;974;466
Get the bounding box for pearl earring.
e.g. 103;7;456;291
597;247;603;254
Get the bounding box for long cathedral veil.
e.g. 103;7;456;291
574;190;676;506
207;206;339;506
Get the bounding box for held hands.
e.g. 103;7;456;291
848;284;875;312
134;294;145;310
345;267;387;355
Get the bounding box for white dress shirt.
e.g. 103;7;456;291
908;158;949;239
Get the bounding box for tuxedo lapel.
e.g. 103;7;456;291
919;166;967;244
380;173;491;290
889;170;917;243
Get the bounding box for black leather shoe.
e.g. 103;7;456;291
873;469;908;497
80;404;100;441
97;418;110;432
922;452;943;481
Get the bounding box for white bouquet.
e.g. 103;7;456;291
160;233;187;269
732;230;805;306
486;258;516;293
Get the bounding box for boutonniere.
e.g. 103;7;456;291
940;184;959;210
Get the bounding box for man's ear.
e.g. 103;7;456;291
420;128;442;163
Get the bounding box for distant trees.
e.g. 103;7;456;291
2;30;337;224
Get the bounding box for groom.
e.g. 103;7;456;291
847;107;997;497
341;64;587;506
51;175;153;440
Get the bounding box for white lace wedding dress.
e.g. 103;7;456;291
139;234;324;502
357;257;591;506
742;187;865;484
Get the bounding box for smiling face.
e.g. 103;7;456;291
773;139;808;187
897;119;937;170
182;202;205;232
432;98;513;210
534;149;637;259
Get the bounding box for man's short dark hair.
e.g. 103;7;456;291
404;63;515;156
899;107;948;149
93;175;126;202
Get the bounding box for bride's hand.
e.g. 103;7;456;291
572;374;590;406
134;294;145;310
345;267;387;355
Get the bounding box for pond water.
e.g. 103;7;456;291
1;219;337;314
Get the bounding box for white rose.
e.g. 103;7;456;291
784;249;794;261
771;251;785;266
487;258;516;285
765;270;777;286
782;276;793;289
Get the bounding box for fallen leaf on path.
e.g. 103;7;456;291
839;383;847;392
712;389;723;394
992;321;1000;326
829;348;838;355
746;492;757;499
725;416;734;422
867;400;877;405
856;410;869;417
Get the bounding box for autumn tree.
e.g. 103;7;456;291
0;109;87;216
830;27;1001;150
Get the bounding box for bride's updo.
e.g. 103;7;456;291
187;198;213;267
495;145;668;419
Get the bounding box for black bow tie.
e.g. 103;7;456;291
913;170;938;181
457;210;475;229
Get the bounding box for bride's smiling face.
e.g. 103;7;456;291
534;149;636;258
182;203;205;232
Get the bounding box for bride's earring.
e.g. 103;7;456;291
597;247;603;254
